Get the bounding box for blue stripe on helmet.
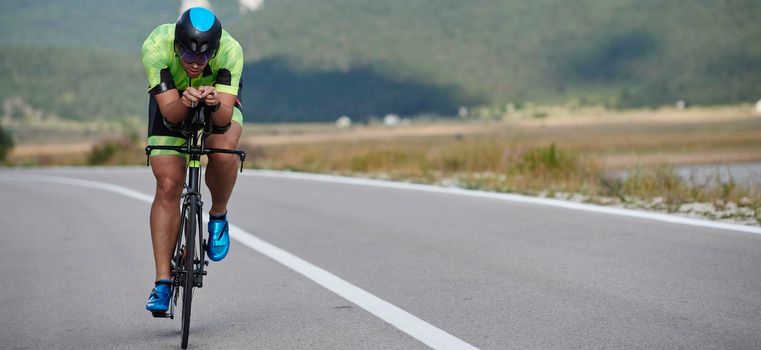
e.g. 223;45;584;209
188;7;215;32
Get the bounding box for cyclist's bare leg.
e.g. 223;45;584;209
204;122;243;216
150;155;186;281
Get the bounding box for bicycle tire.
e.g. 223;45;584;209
180;197;197;349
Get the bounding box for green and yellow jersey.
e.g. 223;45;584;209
141;23;244;157
142;23;243;95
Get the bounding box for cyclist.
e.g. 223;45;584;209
142;7;244;313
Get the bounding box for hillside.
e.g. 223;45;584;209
1;1;760;122
232;1;761;108
0;47;145;120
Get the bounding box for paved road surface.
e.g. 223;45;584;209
1;168;761;349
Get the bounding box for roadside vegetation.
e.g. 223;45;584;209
251;138;760;225
5;105;760;225
0;123;13;163
87;133;142;166
241;105;761;224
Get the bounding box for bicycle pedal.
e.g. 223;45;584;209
151;311;171;318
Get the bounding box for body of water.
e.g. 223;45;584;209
675;162;761;186
615;162;761;186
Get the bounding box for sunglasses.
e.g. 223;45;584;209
177;45;214;65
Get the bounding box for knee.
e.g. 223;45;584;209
208;153;237;168
155;176;184;199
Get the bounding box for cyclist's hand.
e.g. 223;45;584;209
199;86;220;107
181;87;204;108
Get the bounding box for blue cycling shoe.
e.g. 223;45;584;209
207;213;230;262
145;280;172;312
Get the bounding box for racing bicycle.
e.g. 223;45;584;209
145;105;245;349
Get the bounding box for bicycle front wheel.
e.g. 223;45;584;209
180;197;197;349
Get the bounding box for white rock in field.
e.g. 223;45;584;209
675;100;687;110
458;106;468;118
384;114;400;126
738;207;755;216
181;0;263;14
239;0;264;13
755;99;761;114
335;115;352;128
180;0;212;13
439;178;458;187
678;202;714;213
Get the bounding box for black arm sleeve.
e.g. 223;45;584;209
148;68;176;95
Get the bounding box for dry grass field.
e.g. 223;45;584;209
240;105;761;170
5;105;760;224
239;105;761;224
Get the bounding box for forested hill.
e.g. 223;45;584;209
2;1;760;122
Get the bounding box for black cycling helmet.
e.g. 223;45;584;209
175;7;222;55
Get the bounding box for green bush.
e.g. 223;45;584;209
87;133;141;165
0;124;14;162
515;143;577;176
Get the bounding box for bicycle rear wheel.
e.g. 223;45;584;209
180;197;198;349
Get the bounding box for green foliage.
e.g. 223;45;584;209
241;58;479;122
2;1;761;122
515;143;578;177
598;165;756;211
0;46;146;120
620;165;688;205
0;1;177;52
233;0;761;110
87;133;141;165
87;141;118;165
0;123;13;162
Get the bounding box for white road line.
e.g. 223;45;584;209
242;170;761;235
0;175;479;350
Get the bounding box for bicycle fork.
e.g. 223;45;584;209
181;186;208;289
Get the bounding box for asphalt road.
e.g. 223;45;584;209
1;167;761;349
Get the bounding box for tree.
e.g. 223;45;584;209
0;124;14;162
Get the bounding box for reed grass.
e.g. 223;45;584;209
244;135;760;224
